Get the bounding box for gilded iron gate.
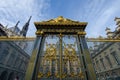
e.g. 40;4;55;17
37;35;84;80
25;16;96;80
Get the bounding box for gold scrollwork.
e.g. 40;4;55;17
70;72;75;77
55;73;59;78
62;73;67;78
46;71;51;77
37;72;43;78
78;72;84;78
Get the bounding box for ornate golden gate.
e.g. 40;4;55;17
25;16;96;80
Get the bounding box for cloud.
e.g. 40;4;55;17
88;7;115;36
1;0;120;38
85;0;120;37
48;0;120;38
0;0;50;36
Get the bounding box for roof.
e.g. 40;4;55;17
105;27;111;31
0;27;7;36
114;17;120;21
34;16;87;30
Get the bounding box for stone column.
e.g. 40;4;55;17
79;35;97;80
25;36;43;80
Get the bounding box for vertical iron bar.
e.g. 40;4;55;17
59;33;63;80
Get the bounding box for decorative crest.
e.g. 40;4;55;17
43;16;79;23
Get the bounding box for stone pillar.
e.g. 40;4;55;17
78;35;96;80
25;36;43;80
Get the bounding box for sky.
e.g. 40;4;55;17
0;0;120;38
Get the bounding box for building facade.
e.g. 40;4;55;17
0;41;30;80
0;16;32;80
90;17;120;80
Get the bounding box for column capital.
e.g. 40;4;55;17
77;31;86;35
36;30;44;35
